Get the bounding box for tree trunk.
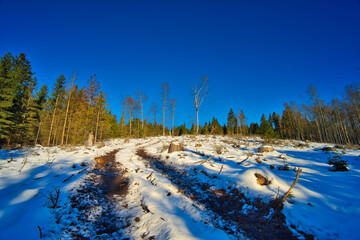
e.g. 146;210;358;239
163;99;166;136
34;120;42;145
94;108;100;144
47;97;58;146
61;89;73;145
196;107;199;134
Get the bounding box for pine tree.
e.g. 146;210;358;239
9;53;37;145
227;108;237;135
272;112;281;137
34;84;48;144
190;122;196;135
249;123;260;134
0;53;16;143
259;113;276;138
48;74;66;146
209;117;223;135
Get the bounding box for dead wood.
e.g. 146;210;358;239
281;168;302;203
218;165;224;174
195;156;214;165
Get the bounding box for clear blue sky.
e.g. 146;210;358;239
1;0;359;127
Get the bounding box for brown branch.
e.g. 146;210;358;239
281;168;302;203
237;156;249;165
218;165;224;175
194;156;214;165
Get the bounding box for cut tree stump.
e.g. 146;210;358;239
258;146;274;153
168;142;184;153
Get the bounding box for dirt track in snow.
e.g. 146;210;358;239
61;149;131;239
135;147;313;240
60;144;313;240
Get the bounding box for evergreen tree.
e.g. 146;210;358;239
47;74;66;146
0;53;16;143
272;112;281;137
209;117;223;135
9;53;37;145
227;108;237;135
34;84;48;144
190;122;196;135
201;122;209;135
259;113;276;138
249;122;260;134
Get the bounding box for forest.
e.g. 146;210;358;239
1;52;359;148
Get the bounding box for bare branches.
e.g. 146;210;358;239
193;76;208;134
169;99;177;136
161;83;170;136
136;91;147;130
122;96;140;136
41;186;61;209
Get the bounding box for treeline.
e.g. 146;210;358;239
0;52;118;147
1;52;359;147
219;84;360;145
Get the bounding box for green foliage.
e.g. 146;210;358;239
249;122;259;134
259;114;277;138
0;52;16;142
227;108;237;135
209;117;223;135
328;154;349;171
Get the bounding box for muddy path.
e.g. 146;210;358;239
60;149;131;240
136;148;314;240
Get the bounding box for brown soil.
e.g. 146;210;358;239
136;147;313;240
61;149;131;239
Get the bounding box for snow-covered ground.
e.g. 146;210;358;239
0;136;359;239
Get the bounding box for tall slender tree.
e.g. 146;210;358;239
193;76;208;134
161;83;169;136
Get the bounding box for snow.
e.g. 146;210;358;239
0;136;359;239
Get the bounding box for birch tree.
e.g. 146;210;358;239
161;83;169;136
135;91;147;130
61;73;76;145
193;76;208;134
169;99;177;136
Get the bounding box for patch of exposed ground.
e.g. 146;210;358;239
59;149;131;239
136;147;314;240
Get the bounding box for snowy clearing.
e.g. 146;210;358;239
0;136;360;239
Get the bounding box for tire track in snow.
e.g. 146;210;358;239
135;147;313;240
57;149;132;239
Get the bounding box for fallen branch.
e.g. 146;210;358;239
62;167;88;183
178;188;187;193
37;225;42;238
218;165;224;175
237;156;249;165
194;156;214;165
18;156;28;174
8;154;13;163
281;168;302;203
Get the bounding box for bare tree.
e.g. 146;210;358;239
169;99;177;136
61;73;76;145
193;76;208;134
237;109;246;135
135;91;147;130
94;91;106;143
149;102;159;125
161;83;169;136
122;96;139;136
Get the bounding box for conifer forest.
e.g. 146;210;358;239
2;1;360;239
1;52;359;148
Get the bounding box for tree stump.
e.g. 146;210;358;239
87;132;94;147
258;145;274;153
254;173;271;186
168;142;184;153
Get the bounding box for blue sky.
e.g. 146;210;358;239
1;0;359;127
